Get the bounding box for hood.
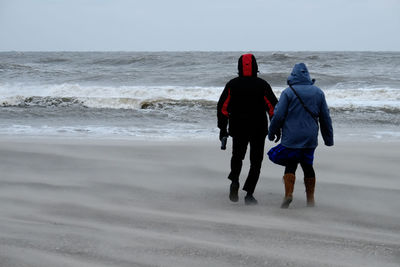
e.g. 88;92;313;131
287;63;315;86
238;54;258;77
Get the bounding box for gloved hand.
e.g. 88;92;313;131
268;130;281;143
219;128;228;141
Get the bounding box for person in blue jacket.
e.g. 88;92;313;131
268;63;334;208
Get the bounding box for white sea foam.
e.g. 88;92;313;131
0;83;221;100
324;88;400;111
0;83;222;109
0;83;399;111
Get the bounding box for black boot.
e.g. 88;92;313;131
229;182;239;202
244;193;258;205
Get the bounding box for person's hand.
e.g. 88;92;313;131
274;130;281;143
219;128;228;141
268;130;281;143
324;141;334;147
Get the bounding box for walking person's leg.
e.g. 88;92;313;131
281;161;298;208
228;135;248;202
243;134;266;205
300;162;316;207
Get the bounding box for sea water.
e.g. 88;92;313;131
0;51;399;140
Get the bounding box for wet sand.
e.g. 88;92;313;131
0;137;399;267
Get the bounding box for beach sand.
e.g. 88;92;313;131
0;137;399;267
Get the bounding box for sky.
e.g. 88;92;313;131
0;0;399;51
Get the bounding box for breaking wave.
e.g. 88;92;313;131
1;96;85;108
0;84;399;114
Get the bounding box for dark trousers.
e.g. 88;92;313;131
228;134;266;194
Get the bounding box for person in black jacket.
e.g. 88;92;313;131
217;54;278;205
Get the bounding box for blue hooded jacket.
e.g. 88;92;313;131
268;63;334;148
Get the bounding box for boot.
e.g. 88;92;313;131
229;181;239;202
304;177;316;207
244;193;258;205
281;173;296;209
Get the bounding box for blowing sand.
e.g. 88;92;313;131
0;137;399;267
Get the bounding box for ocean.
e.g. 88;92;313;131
0;51;399;140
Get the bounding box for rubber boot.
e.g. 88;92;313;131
281;173;296;209
304;177;316;207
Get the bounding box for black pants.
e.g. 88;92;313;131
228;134;266;194
284;161;315;178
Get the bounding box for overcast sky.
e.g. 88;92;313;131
0;0;399;51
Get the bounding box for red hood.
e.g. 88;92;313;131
238;54;258;77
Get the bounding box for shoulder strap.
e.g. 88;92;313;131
288;85;319;124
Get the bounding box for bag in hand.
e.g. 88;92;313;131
267;144;315;166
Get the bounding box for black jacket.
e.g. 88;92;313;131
217;54;278;137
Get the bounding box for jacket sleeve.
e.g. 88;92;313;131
268;90;289;139
264;83;278;120
319;92;334;146
217;85;231;130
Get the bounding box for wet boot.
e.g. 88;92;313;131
304;177;316;207
229;181;239;202
281;173;296;209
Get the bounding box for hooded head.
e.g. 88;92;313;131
287;63;315;86
238;54;258;77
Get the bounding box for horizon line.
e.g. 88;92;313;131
1;49;400;53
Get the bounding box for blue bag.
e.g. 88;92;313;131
267;144;315;166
